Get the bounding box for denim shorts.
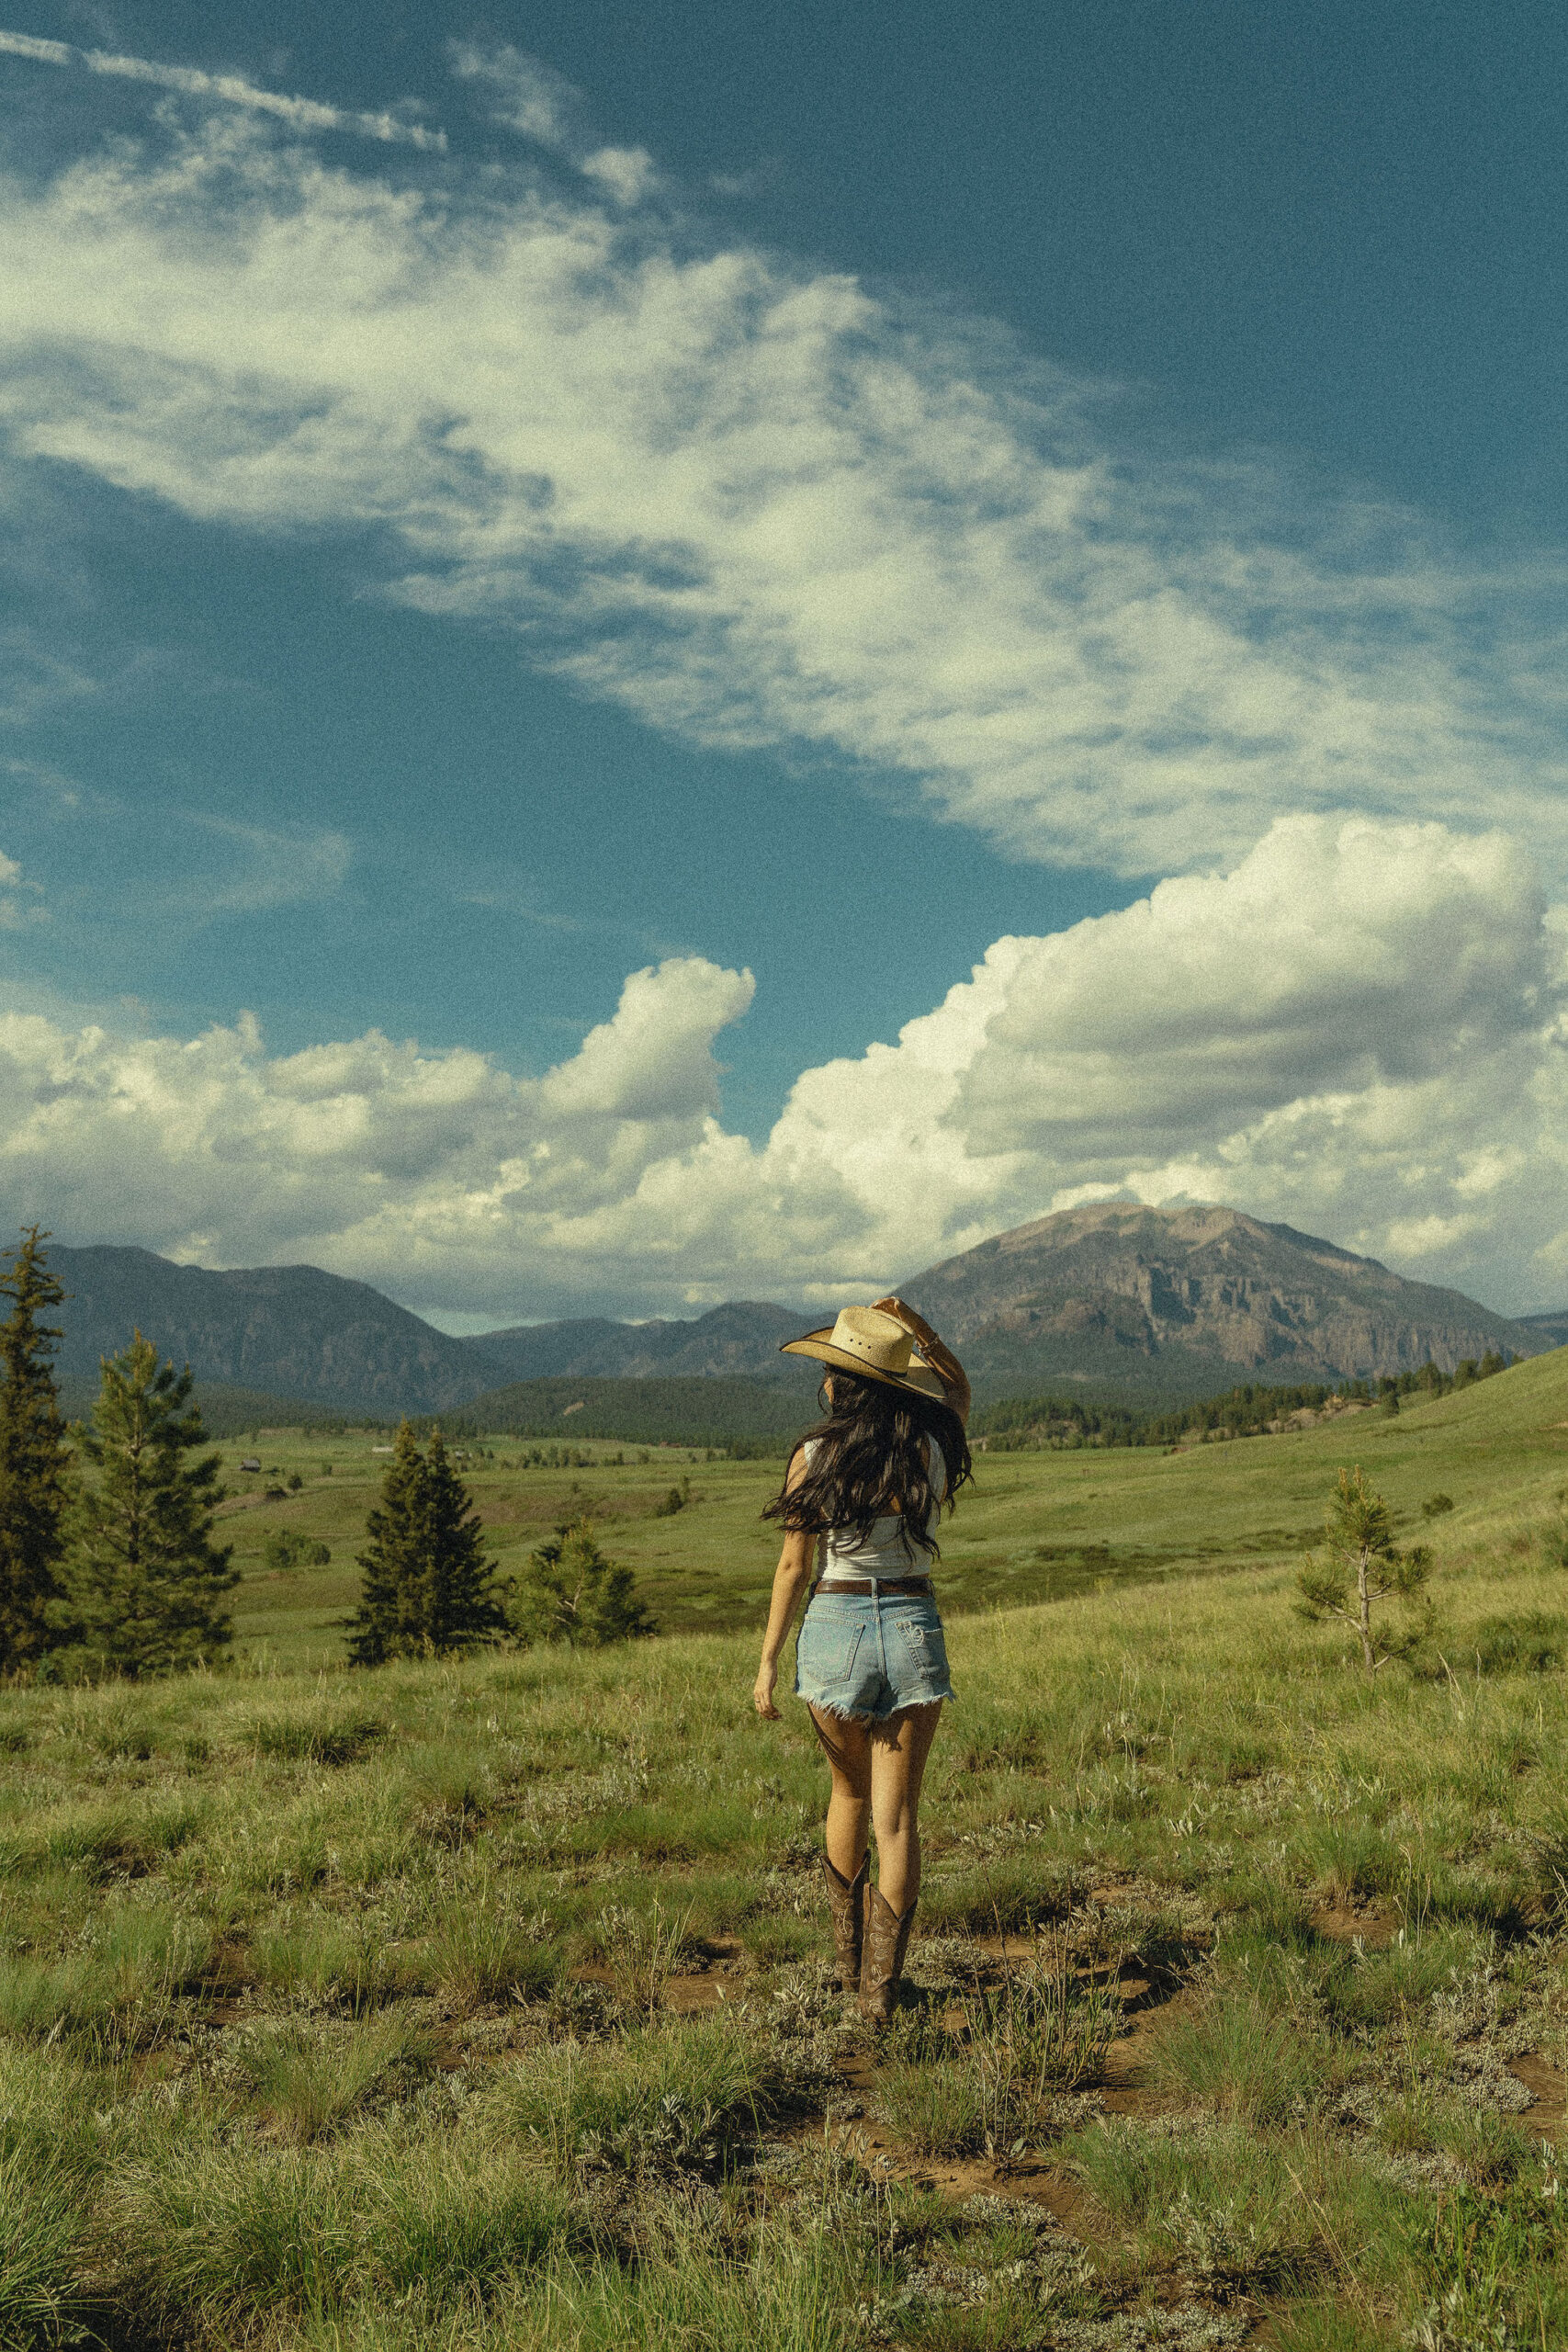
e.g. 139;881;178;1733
794;1588;955;1723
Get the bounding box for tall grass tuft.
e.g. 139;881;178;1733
1148;1989;1325;2124
0;2145;87;2351
876;1932;1119;2156
427;1895;558;2007
594;1898;694;2018
491;2014;770;2182
233;2011;433;2140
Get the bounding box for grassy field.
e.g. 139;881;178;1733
8;1353;1568;2346
216;1346;1568;1668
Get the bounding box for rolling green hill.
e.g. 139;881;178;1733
447;1374;808;1445
198;1339;1568;1670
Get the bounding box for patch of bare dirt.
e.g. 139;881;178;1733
660;1972;731;2013
1508;2052;1567;2137
1310;1905;1398;1949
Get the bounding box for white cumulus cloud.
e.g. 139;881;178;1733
5;819;1566;1319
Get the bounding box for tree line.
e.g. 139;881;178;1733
0;1230;653;1681
972;1352;1514;1452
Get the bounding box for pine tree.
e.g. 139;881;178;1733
70;1332;238;1678
0;1227;73;1673
507;1516;655;1649
347;1423;503;1665
421;1429;506;1652
1296;1464;1432;1678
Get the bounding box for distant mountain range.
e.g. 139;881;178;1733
25;1204;1560;1424
467;1301;813;1387
1514;1309;1568;1351
40;1246;486;1413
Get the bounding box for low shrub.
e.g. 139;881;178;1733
507;1520;656;1650
264;1529;331;1573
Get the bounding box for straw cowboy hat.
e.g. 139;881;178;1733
780;1305;946;1399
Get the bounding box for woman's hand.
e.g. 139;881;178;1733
874;1294;931;1339
874;1295;971;1425
754;1509;813;1725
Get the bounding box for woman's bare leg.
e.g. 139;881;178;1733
807;1707;873;1879
809;1700;944;1910
868;1702;942;1914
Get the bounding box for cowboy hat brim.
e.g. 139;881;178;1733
779;1329;947;1399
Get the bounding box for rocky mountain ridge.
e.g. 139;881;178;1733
22;1205;1556;1418
465;1302;812;1387
900;1203;1539;1398
37;1246;486;1414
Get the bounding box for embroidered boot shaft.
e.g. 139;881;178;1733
860;1883;916;2025
823;1853;868;1991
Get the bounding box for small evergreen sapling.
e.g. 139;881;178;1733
70;1332;238;1678
0;1227;73;1674
508;1516;656;1649
348;1422;503;1664
1296;1465;1432;1677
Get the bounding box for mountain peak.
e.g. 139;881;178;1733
903;1203;1532;1397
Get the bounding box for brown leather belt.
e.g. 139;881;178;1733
810;1577;932;1598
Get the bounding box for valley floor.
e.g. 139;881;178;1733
216;1337;1568;1665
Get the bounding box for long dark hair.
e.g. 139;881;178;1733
763;1370;973;1564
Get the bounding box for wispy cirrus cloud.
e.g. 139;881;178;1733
0;756;350;929
0;845;45;930
0;26;446;149
448;41;659;204
0;74;1561;880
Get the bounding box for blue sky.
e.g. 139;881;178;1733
2;2;1567;1324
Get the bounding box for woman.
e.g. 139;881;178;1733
752;1296;972;2023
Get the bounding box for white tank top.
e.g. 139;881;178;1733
805;1436;947;1586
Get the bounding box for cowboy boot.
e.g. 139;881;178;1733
860;1884;917;2026
823;1853;869;1991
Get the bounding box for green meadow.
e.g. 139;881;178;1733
223;1351;1568;1667
8;1353;1568;2346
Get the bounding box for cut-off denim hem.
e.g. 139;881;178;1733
793;1587;955;1724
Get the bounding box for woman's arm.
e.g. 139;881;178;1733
753;1449;818;1721
874;1295;971;1426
